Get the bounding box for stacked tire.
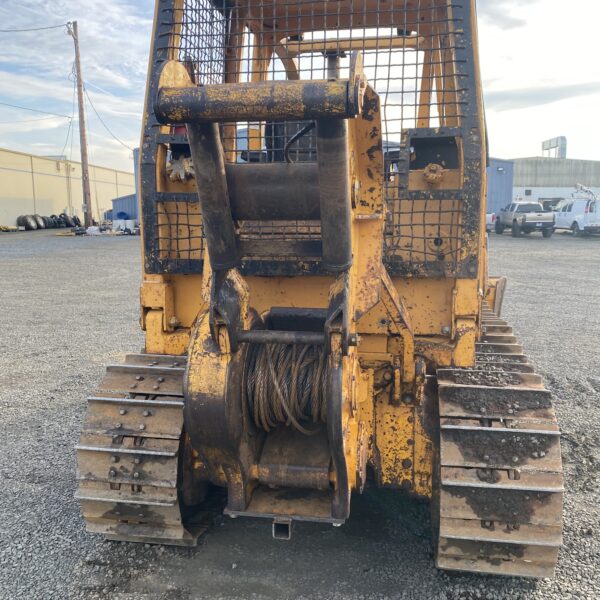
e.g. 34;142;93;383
17;213;82;230
17;215;39;230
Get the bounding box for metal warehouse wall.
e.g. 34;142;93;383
0;147;135;226
487;158;514;213
513;186;600;204
513;157;600;187
112;194;139;221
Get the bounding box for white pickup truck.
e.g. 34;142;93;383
554;186;600;236
495;201;555;238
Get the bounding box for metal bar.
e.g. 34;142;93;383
155;163;321;220
75;445;176;457
186;121;239;270
316;118;352;272
86;397;184;408
284;35;425;56
155;79;355;124
75;494;176;507
238;330;326;345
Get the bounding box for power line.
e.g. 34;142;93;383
0;115;67;125
83;87;133;151
0;100;71;119
0;23;68;33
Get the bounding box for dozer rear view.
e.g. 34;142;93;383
76;0;563;578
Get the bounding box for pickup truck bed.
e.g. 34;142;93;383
495;202;555;238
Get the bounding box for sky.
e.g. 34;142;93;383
0;0;598;171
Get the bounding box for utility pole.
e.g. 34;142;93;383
67;21;93;227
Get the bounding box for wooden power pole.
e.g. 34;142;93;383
67;21;93;227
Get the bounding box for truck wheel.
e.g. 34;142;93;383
572;223;582;237
542;228;554;238
494;221;505;234
511;221;522;237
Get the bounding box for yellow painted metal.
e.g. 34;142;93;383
138;0;491;504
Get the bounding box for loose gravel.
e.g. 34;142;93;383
0;230;598;599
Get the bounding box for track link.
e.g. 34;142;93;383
435;309;563;578
76;353;200;546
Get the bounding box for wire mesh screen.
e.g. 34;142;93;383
155;201;204;263
158;0;470;272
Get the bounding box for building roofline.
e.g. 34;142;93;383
0;146;134;176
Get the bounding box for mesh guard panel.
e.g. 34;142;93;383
143;0;481;277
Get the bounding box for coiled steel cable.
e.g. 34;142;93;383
245;342;328;435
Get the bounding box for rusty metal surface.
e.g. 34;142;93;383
224;486;339;524
76;354;199;546
257;427;331;491
434;316;563;578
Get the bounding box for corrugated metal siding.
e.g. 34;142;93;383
513;157;600;187
0;146;134;226
514;186;600;204
487;158;514;213
112;194;138;221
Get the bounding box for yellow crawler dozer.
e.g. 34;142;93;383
76;0;563;577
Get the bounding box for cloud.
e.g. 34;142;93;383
485;82;600;112
477;0;539;30
0;0;152;169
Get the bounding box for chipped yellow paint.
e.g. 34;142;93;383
135;0;493;506
374;390;427;494
144;310;190;356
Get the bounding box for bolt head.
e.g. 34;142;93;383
136;375;144;381
139;424;146;431
483;455;490;462
133;472;140;479
111;455;119;463
109;469;117;477
115;423;122;429
134;457;141;465
153;385;159;390
119;409;127;415
142;410;151;417
512;456;519;463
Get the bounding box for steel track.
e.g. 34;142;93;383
435;306;563;577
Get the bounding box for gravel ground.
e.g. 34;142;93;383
0;230;598;599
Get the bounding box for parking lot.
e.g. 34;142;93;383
0;230;598;600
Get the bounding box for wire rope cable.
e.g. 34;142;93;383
245;342;329;435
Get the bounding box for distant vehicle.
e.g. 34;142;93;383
553;185;600;236
495;201;555;238
486;212;496;233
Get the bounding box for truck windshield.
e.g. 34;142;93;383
516;204;542;212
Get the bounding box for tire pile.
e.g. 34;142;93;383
17;214;82;230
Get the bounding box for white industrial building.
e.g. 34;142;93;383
0;147;135;227
512;157;600;206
